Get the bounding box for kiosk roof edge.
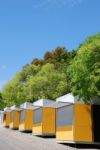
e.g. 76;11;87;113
33;99;55;108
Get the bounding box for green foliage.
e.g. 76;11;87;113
1;47;74;108
69;34;100;102
2;64;40;106
31;59;44;66
25;63;68;101
32;47;76;66
0;92;5;110
1;34;100;108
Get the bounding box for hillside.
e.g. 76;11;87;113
0;34;100;109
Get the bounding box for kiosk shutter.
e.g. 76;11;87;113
57;105;74;127
10;111;14;122
34;108;42;124
20;110;25;123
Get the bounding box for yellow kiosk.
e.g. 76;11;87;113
3;107;11;127
32;99;56;136
55;93;100;144
9;105;20;129
19;102;35;132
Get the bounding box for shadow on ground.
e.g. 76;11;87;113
61;143;100;149
20;131;32;133
35;135;56;139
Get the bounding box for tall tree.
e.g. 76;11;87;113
25;63;68;101
69;34;100;102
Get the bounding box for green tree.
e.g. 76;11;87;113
1;46;78;108
69;34;100;102
25;63;68;101
31;58;44;66
0;92;5;110
2;64;41;106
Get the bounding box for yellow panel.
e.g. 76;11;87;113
74;104;92;142
75;126;92;142
56;126;74;141
42;108;56;134
6;112;10;127
13;111;20;128
9;111;20;129
74;105;92;126
19;109;33;131
9;122;14;128
32;123;42;134
74;104;92;114
25;110;33;130
19;123;25;130
3;112;10;127
75;113;92;126
3;114;6;126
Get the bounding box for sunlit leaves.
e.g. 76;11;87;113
69;34;100;101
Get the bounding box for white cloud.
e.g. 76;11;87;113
33;0;83;8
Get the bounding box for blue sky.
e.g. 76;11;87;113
0;0;100;90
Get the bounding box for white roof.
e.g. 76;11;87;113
56;93;100;105
4;107;11;112
49;101;71;108
48;93;84;108
20;102;36;110
56;93;83;104
10;105;20;111
33;99;55;108
0;111;4;114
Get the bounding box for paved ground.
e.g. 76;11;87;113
0;126;100;150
